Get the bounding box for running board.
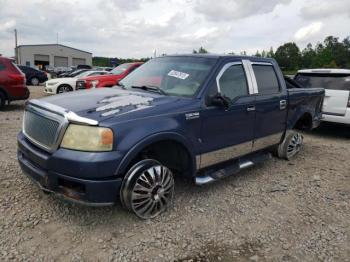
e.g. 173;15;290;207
195;152;271;186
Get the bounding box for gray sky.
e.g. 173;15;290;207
0;0;349;58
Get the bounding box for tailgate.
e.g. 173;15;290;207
322;89;349;116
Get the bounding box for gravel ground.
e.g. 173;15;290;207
0;86;349;261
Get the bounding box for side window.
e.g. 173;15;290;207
0;62;5;71
252;65;280;94
218;64;248;101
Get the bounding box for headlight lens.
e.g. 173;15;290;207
47;82;58;86
61;124;113;152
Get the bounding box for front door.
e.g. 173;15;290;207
199;61;256;169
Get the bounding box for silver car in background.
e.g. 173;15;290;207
295;69;350;125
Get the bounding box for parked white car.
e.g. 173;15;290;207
44;70;109;94
295;69;350;125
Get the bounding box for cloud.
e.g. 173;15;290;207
0;0;349;58
194;0;291;21
0;19;16;32
294;22;323;42
300;0;350;20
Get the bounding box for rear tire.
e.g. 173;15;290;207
30;77;40;86
277;130;303;160
120;159;174;219
0;92;6;109
57;85;72;93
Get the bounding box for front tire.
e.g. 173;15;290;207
277;130;303;160
57;85;72;93
120;159;174;219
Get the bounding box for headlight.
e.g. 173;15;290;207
47;82;58;86
91;80;99;88
61;124;113;152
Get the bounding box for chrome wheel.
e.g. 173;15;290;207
286;133;303;159
121;160;174;219
58;85;72;93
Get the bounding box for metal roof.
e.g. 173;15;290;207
298;68;350;74
17;44;92;54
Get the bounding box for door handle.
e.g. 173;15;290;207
280;100;287;110
247;105;256;112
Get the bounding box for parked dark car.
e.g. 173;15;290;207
77;64;92;69
18;65;48;86
17;55;324;219
0;57;29;109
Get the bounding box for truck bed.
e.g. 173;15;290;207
286;77;324;130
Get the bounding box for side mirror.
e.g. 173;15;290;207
208;93;230;108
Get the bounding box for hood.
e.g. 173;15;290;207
79;74;121;81
47;77;75;83
37;88;190;123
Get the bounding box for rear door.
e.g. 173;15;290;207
295;73;350;116
250;62;288;151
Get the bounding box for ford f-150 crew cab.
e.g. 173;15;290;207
17;55;324;219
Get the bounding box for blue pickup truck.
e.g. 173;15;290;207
17;55;324;219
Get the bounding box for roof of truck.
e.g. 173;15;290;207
165;53;275;62
297;68;350;74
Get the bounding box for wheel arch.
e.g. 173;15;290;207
56;83;73;93
0;86;9;99
293;111;313;130
115;132;197;178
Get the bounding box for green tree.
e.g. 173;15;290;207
193;47;209;54
274;42;301;71
301;43;316;69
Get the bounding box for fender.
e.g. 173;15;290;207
115;132;197;178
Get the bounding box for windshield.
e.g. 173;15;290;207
295;73;350;91
119;56;216;97
111;64;132;75
70;70;89;78
77;71;100;78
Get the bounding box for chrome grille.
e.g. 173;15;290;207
23;110;61;150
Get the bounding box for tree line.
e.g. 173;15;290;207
93;35;350;73
193;36;350;73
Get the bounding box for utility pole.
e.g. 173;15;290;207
14;29;18;64
56;32;58;44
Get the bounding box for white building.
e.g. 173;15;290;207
16;44;92;70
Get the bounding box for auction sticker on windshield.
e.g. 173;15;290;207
168;70;189;80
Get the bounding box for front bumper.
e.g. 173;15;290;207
17;132;123;206
44;83;58;94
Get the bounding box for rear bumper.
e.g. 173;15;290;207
322;109;350;125
17;132;124;205
9;87;30;101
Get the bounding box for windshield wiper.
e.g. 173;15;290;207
116;82;126;89
131;85;166;95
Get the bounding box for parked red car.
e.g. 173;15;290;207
0;56;29;109
76;62;143;90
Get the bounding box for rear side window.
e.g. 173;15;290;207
295;74;350;91
253;65;280;94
